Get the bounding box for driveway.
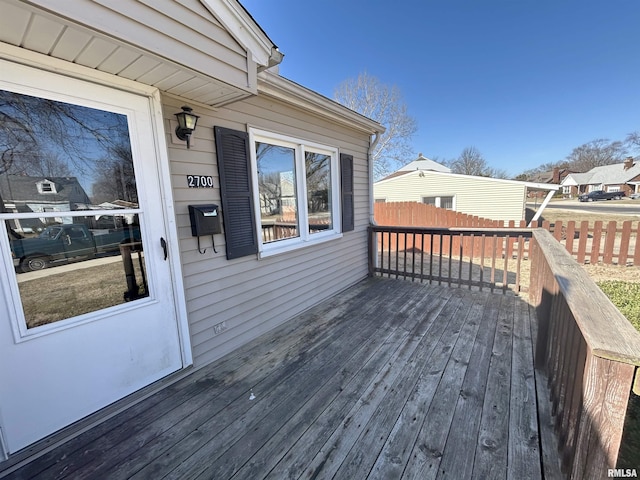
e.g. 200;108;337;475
528;199;640;216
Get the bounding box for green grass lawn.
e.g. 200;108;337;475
598;281;640;332
598;280;640;468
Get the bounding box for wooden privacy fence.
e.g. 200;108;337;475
375;202;640;266
530;229;640;477
544;219;640;266
368;225;531;294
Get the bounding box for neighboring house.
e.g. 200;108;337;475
561;157;640;197
0;0;382;459
378;153;450;182
396;153;451;173
527;167;576;198
374;169;558;224
0;175;91;232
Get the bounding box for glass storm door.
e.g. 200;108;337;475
0;62;184;454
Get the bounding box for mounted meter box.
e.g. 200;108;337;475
188;204;221;254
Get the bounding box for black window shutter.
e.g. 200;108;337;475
214;126;258;259
340;153;354;232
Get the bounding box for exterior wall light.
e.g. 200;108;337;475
174;105;200;149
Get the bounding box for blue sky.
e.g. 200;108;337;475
241;0;639;177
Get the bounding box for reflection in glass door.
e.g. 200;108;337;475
0;89;149;328
0;61;185;455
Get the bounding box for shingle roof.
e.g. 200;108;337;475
397;153;451;173
0;175;90;205
563;159;640;186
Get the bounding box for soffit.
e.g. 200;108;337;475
0;0;254;107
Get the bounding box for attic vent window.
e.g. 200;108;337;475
38;181;57;194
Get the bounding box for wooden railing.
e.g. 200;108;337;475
375;202;640;266
261;222;330;243
368;225;531;294
529;229;640;477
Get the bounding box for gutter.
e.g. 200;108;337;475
257;70;383;134
257;47;284;72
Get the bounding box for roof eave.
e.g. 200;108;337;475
376;170;560;190
257;70;384;135
200;0;283;69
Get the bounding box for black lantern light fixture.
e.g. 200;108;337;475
174;105;199;149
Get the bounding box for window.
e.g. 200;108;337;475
374;198;386;203
250;129;340;255
422;195;455;210
214;126;353;260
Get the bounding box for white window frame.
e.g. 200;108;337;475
422;195;456;210
248;128;341;257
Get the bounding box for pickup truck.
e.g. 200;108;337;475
578;190;625;202
11;223;141;272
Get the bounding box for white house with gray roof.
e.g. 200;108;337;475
561;157;640;197
397;153;451;173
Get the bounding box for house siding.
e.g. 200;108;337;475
374;171;526;222
163;94;371;367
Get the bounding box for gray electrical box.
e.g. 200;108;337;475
188;204;221;236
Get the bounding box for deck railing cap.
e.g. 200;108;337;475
532;228;640;366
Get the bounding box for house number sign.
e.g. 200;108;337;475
187;175;214;188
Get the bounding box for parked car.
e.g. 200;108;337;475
578;190;625;202
10;223;141;272
630;193;640;200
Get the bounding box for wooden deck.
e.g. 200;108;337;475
2;278;560;479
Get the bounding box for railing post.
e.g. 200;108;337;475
571;355;635;478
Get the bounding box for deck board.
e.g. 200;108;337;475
2;278;560;480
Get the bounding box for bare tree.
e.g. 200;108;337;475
626;131;640;155
334;72;417;179
565;138;627;171
91;142;137;204
447;146;508;178
0;89;127;178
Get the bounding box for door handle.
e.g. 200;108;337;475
160;237;168;260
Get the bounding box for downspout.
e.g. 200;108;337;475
368;132;381;277
368;132;381;225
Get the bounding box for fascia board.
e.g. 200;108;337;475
200;0;280;68
257;71;384;135
376;170;559;190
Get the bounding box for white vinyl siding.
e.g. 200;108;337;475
164;94;372;367
375;171;526;222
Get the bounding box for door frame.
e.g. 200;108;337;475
0;45;193;457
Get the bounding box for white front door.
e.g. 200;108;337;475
0;62;186;453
